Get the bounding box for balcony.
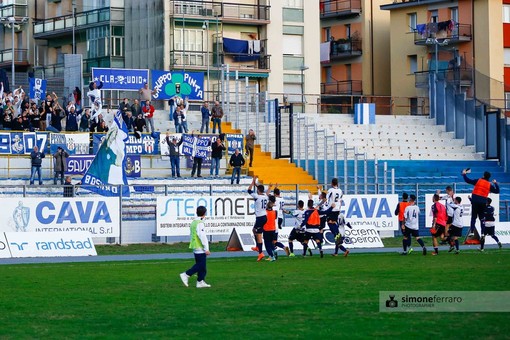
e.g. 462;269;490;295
329;38;362;60
320;0;361;19
415;68;473;89
0;0;28;18
33;7;125;39
0;48;28;67
170;50;270;72
321;80;362;95
414;23;472;45
169;0;270;25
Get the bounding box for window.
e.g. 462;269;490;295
283;34;303;55
408;55;417;73
283;0;303;9
505;48;510;65
283;8;304;22
87;26;109;58
450;7;458;22
174;29;204;51
324;27;331;42
408;13;417;32
325;66;332;83
429;10;438;23
504;5;510;23
506;92;510;111
345;24;351;38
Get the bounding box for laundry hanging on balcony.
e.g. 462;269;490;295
222;37;261;61
320;42;330;63
415;20;456;38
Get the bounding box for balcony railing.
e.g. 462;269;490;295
170;50;270;71
415;68;473;89
320;0;361;18
169;0;270;23
330;39;362;59
321;80;362;95
0;1;27;18
33;7;125;37
0;48;28;64
414;23;472;45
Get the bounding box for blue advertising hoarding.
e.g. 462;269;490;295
151;70;204;100
91;67;149;91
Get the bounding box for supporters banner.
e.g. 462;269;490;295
300;194;399;231
151;70;204;100
181;134;210;159
424;193;499;228
49;132;90;155
226;133;244;155
91;67;149;91
0;132;48;155
81;111;130;197
5;232;97;258
65;154;141;177
124;155;141;178
156;195;256;236
93;132;160;155
0;197;120;237
28;77;47;104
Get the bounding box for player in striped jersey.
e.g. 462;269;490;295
333;213;352;257
326;178;343;236
266;184;287;258
248;176;268;262
286;200;307;257
402;195;427;255
446;196;463;254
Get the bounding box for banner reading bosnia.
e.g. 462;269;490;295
91;67;149;91
151;70;204;100
81;110;130;197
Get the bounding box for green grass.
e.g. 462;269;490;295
1;250;509;339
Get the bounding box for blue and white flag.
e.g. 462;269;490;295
29;78;47;104
81;110;130;197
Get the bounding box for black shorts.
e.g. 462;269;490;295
272;231;279;241
327;211;340;223
305;231;323;242
403;228;419;238
432;224;446;237
252;215;267;234
447;216;453;225
449;226;463;237
482;226;495;236
289;229;305;242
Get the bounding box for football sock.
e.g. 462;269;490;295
317;242;322;250
417;238;425;248
480;236;485;250
275;242;285;249
434;247;438;254
339;245;347;252
403;239;408;252
257;242;263;254
302;243;308;256
334;245;339;254
407;238;412;248
492;235;500;243
454;239;459;251
289;242;294;253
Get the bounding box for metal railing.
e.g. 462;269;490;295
0;48;28;64
414;23;472;44
415;68;473;89
321;80;362;95
33;7;125;36
169;0;270;22
170;50;270;70
320;0;361;17
330;38;362;58
319;95;429;116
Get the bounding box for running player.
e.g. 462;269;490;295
302;199;324;258
333;213;352;257
431;193;447;255
447;196;463;254
479;198;503;252
248;176;268;262
286;200;306;257
316;186;330;231
401;194;427;255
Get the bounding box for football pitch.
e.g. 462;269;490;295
1;249;509;339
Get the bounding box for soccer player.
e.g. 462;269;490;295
180;206;211;288
431;193;447;255
462;169;500;235
262;201;277;261
447;196;464;254
394;192;410;234
401;194;427;255
333;213;352;257
479;198;503;252
326;178;343;237
302;199;324;258
266;184;288;257
316;186;330;231
441;186;455;246
286;200;306;257
248;176;268;262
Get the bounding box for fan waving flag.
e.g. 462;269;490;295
81;110;130;197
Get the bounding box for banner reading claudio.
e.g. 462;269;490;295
81;110;130;197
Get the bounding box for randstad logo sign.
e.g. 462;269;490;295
5;231;97;257
1;198;120;237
